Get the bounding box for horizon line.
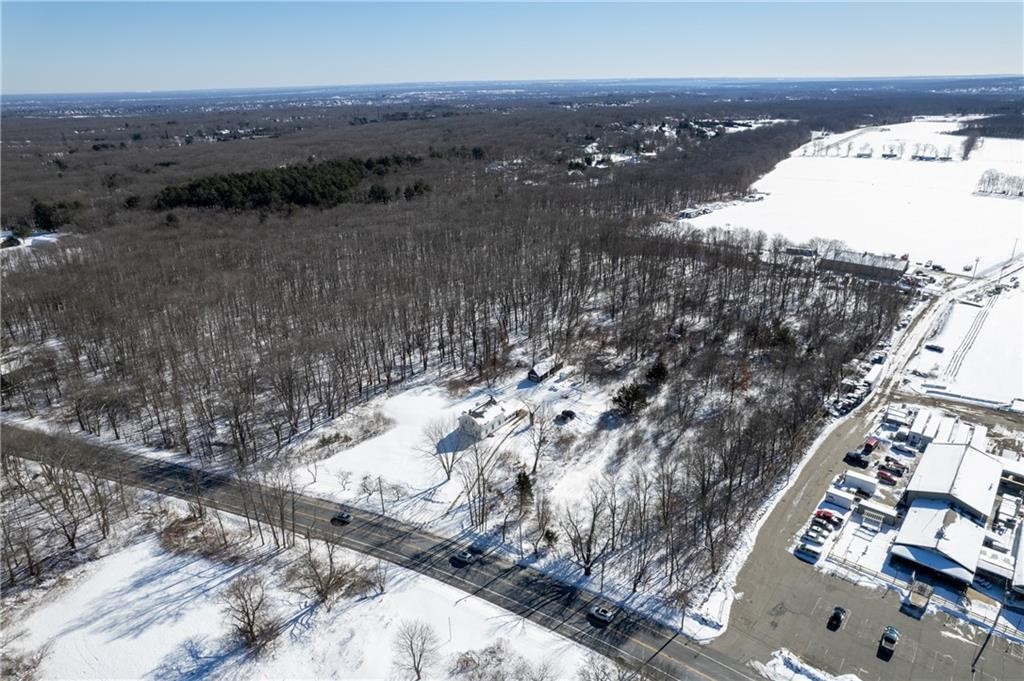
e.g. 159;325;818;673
4;73;1023;99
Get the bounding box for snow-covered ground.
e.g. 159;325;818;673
6;532;587;680
0;230;64;252
904;283;1023;404
682;117;1024;275
750;648;863;681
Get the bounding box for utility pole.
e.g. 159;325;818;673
999;238;1020;286
972;257;980;280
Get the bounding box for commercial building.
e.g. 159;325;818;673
817;249;909;282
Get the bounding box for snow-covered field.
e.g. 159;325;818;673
904;283;1023;404
6;532;587;680
684;117;1024;275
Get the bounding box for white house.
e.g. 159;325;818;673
458;396;516;439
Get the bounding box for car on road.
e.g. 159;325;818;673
827;606;848;630
588;604;615;625
330;511;353;526
879;625;900;658
877;469;897;485
924;343;944;353
454;549;477;565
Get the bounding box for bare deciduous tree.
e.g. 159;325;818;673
392;619;439;680
222;573;276;649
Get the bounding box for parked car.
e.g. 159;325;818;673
815;510;843;528
883;457;908;472
880;464;904;478
877;470;897;485
891;442;915;455
330;511;353;526
879;626;900;658
845;451;870;468
795;543;822;562
924;344;945;353
803;528;829;545
454;549;477;565
811;515;835;530
827;606;848;630
588;604;615;625
560;409;577;421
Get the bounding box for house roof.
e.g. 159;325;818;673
893;498;987;578
530;358;560;376
905;443;1001;519
465;397;510;426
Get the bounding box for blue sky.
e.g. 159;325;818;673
2;2;1022;94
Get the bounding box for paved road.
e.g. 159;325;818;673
5;425;756;681
710;277;1024;680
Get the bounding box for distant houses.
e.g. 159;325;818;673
458;396;516;439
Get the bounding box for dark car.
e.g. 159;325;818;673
560;409;577;421
827;606;848;630
587;604;615;625
877;469;897;485
878;625;900;659
330;511;353;526
880;464;904;478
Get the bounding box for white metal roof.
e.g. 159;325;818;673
934;416;958;444
970;425;989;453
894;498;986;576
905;443;1002;519
891;544;975;583
910;408;931;436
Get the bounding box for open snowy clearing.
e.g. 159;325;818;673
6;533;588;680
683;117;1024;275
904;283;1023;404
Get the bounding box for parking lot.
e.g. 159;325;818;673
710;390;1024;680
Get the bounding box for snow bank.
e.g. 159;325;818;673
750;648;863;681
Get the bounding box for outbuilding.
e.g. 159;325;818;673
527;357;564;383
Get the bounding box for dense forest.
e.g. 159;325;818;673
2;81;1017;598
951;113;1024;139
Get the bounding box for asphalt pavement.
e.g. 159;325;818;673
6;425;757;681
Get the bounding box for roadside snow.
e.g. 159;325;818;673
750;648;863;681
9;535;587;680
